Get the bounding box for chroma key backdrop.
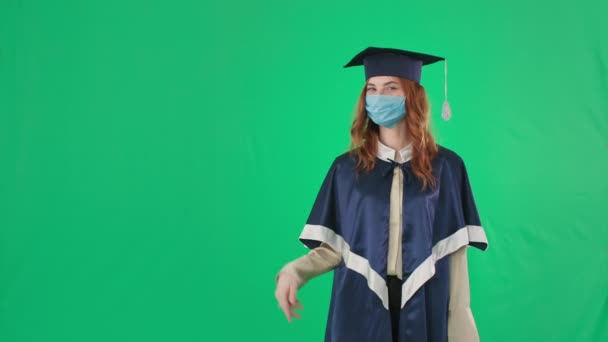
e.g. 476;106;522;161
1;0;606;342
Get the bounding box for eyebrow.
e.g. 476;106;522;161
366;81;399;87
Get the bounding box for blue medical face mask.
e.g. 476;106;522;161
365;95;407;128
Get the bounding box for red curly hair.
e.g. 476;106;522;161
347;77;439;192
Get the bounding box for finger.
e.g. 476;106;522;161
289;283;298;305
278;295;292;322
290;297;303;319
275;287;287;302
274;281;284;300
290;303;303;319
279;301;292;322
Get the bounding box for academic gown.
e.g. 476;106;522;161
298;145;488;342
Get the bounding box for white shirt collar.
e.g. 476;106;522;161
377;139;413;163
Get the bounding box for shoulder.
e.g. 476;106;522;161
434;144;470;182
334;150;357;166
308;151;356;178
321;150;359;177
435;143;465;168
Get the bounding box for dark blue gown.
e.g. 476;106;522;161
298;145;488;342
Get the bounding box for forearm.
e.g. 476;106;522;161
447;246;480;342
276;242;342;288
449;246;471;309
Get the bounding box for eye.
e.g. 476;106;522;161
389;86;398;90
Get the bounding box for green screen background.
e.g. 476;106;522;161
1;0;607;341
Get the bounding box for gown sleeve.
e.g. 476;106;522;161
298;157;345;253
447;246;480;342
458;157;488;250
275;242;342;289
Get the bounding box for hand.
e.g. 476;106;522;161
275;271;304;323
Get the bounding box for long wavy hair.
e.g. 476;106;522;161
348;77;439;192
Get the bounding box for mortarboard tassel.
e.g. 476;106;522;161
441;59;452;121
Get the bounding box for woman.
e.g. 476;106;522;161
274;46;489;342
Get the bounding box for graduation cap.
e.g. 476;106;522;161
343;46;452;121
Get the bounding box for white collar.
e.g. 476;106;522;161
377;139;413;163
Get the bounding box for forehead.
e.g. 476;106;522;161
366;76;400;85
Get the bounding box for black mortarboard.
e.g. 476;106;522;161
343;46;453;121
